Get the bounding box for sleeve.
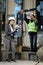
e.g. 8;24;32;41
6;25;17;36
35;20;39;31
24;14;29;24
6;26;11;35
7;30;17;35
35;20;38;26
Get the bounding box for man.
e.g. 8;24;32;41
21;10;38;52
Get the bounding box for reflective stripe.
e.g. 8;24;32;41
28;21;37;32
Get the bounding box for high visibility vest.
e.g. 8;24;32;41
28;21;38;32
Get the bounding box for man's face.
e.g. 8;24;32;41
30;15;34;20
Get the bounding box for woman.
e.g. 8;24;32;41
5;17;17;62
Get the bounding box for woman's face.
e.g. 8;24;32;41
10;20;15;25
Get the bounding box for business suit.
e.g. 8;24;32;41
5;25;16;60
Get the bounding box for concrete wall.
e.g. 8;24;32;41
6;0;17;15
24;0;34;9
6;0;36;15
6;0;17;28
24;0;36;14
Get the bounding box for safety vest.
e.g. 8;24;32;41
28;21;38;32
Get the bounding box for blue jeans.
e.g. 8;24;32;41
29;33;37;52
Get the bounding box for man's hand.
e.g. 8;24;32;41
14;25;20;29
20;10;25;14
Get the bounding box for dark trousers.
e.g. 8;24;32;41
29;32;37;52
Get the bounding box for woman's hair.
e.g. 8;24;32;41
8;20;11;25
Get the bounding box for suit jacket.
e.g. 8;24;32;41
5;25;16;40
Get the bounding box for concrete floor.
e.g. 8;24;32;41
0;61;43;65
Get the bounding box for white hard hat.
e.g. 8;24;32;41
27;12;35;16
30;12;34;15
30;12;35;16
8;17;15;21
